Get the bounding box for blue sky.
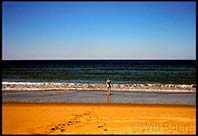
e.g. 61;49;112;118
2;2;196;60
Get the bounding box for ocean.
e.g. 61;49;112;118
2;60;196;84
2;60;196;105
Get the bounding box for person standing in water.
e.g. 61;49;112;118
106;78;112;95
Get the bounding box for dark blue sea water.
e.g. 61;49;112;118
2;60;196;84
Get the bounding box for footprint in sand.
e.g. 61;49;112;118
50;123;67;133
48;111;108;134
51;127;55;130
97;125;103;128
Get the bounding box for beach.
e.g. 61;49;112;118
2;89;196;105
2;60;196;134
2;103;196;134
3;1;196;135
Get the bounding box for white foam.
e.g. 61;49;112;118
2;81;196;93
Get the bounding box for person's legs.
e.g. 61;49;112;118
107;87;109;95
107;87;111;95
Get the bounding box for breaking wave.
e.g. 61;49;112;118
2;81;196;93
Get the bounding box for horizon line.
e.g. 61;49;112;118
2;58;196;61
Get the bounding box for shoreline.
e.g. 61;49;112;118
3;103;196;134
2;81;196;93
3;90;196;105
2;102;196;106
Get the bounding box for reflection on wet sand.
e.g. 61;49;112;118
106;94;111;104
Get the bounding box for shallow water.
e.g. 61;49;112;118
2;90;196;105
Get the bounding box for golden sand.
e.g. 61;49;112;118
2;103;196;134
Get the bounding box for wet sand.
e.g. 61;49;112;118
2;103;196;134
2;90;196;105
